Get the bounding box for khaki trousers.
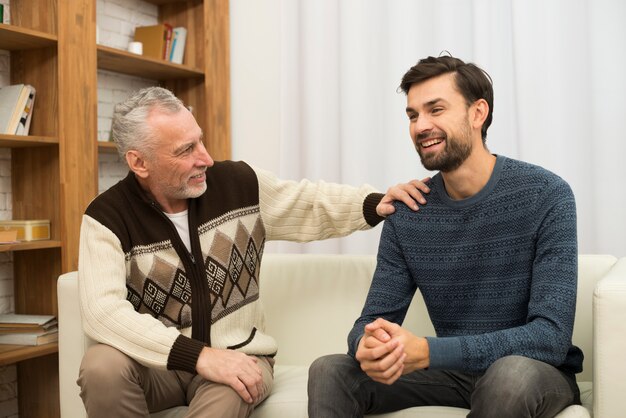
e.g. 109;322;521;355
78;344;274;418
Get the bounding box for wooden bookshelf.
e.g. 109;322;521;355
3;0;232;416
5;0;94;416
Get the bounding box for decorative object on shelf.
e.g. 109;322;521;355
0;219;50;241
128;41;143;55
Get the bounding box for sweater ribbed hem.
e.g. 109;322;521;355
363;193;385;226
426;336;464;371
167;335;206;373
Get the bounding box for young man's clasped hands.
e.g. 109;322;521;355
356;318;430;385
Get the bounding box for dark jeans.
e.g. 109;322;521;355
308;354;580;418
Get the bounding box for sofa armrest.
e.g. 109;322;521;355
58;271;88;418
593;257;626;418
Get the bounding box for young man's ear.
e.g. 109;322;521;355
470;99;489;131
126;150;149;179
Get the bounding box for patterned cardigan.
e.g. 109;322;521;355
78;161;384;373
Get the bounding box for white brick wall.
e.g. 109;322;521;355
0;1;160;415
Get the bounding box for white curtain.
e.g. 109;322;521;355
231;0;626;257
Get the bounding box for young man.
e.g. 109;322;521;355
77;86;429;418
308;56;583;418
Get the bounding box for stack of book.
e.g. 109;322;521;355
0;313;58;346
0;84;36;136
133;24;187;65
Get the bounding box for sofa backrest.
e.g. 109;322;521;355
258;253;618;382
258;254;434;367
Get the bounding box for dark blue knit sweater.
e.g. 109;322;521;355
348;155;584;375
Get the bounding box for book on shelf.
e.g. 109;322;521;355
134;23;170;60
0;314;58;345
169;27;188;65
0;313;57;332
0;84;36;135
0;327;58;346
163;23;173;60
15;85;36;136
0;84;26;134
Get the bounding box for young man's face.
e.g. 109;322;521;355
142;106;214;213
405;73;476;172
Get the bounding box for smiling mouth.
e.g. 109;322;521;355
420;138;444;148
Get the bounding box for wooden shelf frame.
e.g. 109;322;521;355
0;342;58;366
97;44;204;80
0;23;57;50
0;240;62;252
0;134;58;147
98;141;118;154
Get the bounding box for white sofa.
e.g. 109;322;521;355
58;254;626;418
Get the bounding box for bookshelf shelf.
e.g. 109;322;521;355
0;342;58;366
97;45;204;80
0;134;59;147
0;23;57;50
97;141;118;153
144;0;188;5
0;240;62;253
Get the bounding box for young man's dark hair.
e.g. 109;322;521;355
399;55;494;142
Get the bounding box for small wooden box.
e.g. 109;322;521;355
0;220;50;241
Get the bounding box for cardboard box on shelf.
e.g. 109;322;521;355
0;220;50;241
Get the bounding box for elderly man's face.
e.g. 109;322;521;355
141;106;213;213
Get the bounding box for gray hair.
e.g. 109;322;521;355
111;87;184;160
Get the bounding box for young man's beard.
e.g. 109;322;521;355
417;122;473;172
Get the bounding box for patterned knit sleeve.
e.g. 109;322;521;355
347;216;418;357
78;215;189;370
427;179;581;373
254;167;384;242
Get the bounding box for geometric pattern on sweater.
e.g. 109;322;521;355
123;212;267;330
127;252;193;328
202;215;265;324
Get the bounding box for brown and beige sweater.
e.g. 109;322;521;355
78;161;384;373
